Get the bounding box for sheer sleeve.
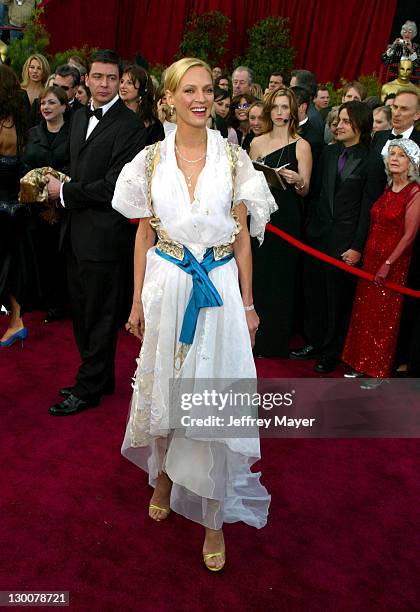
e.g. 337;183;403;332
112;148;152;219
233;147;278;244
387;186;420;264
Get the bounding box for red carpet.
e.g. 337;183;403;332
0;312;418;611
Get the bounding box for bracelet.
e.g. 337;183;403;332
294;180;305;191
385;259;392;266
243;304;255;311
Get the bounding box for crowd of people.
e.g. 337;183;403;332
1;21;420;570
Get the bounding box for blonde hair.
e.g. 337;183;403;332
250;83;263;99
164;57;212;94
21;54;50;89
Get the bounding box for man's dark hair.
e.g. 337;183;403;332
291;85;310;108
55;64;80;87
291;69;317;97
270;71;285;79
339;100;373;147
87;49;122;77
383;93;396;104
316;83;329;94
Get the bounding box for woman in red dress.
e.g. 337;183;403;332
342;139;420;383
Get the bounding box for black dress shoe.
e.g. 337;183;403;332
314;357;338;374
289;344;319;360
49;394;98;416
60;385;115;398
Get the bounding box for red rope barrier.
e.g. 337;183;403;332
266;223;420;298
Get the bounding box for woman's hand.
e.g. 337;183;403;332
246;309;260;348
374;263;390;286
126;301;145;341
277;167;302;186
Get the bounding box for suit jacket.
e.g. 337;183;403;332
371;127;420;155
307;102;325;140
23;120;70;172
306;143;385;257
60;98;146;261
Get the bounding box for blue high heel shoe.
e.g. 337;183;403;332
0;327;28;348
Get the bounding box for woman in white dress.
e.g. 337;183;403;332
112;58;277;571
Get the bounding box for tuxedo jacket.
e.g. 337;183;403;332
23;120;70;172
371;127;420;155
306;143;385;257
60;98;146;261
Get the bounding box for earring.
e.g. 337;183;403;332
170;104;175;116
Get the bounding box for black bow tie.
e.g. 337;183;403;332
388;133;403;140
86;107;103;121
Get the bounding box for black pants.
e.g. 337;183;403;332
66;247;127;400
303;255;357;361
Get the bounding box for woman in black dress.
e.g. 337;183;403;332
0;65;30;347
250;87;312;357
23;86;70;323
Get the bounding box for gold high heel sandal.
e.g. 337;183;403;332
148;504;171;521
203;551;226;572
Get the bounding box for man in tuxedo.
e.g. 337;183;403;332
372;89;420;156
47;49;146;415
372;90;420;376
290;101;384;372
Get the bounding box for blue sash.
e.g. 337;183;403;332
155;246;234;345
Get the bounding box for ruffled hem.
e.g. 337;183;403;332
122;432;270;530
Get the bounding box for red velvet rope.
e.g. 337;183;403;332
266;223;420;298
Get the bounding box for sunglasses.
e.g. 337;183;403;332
234;103;250;110
53;83;70;91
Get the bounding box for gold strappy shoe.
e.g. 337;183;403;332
203;551;226;572
148;504;171;521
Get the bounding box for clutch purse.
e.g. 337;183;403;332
19;167;71;224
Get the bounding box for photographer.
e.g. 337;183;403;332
382;20;420;69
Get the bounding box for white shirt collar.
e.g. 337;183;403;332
391;126;414;139
299;117;309;127
90;94;119;116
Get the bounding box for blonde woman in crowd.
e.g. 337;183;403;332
21;53;50;105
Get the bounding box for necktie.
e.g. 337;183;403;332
337;149;348;174
86;107;103;121
388;134;402;140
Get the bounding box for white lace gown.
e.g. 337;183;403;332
112;128;277;529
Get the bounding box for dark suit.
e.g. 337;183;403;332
61;99;146;401
303;143;385;359
307;102;325;140
371;127;420;373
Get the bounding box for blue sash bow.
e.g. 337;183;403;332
156;246;234;345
